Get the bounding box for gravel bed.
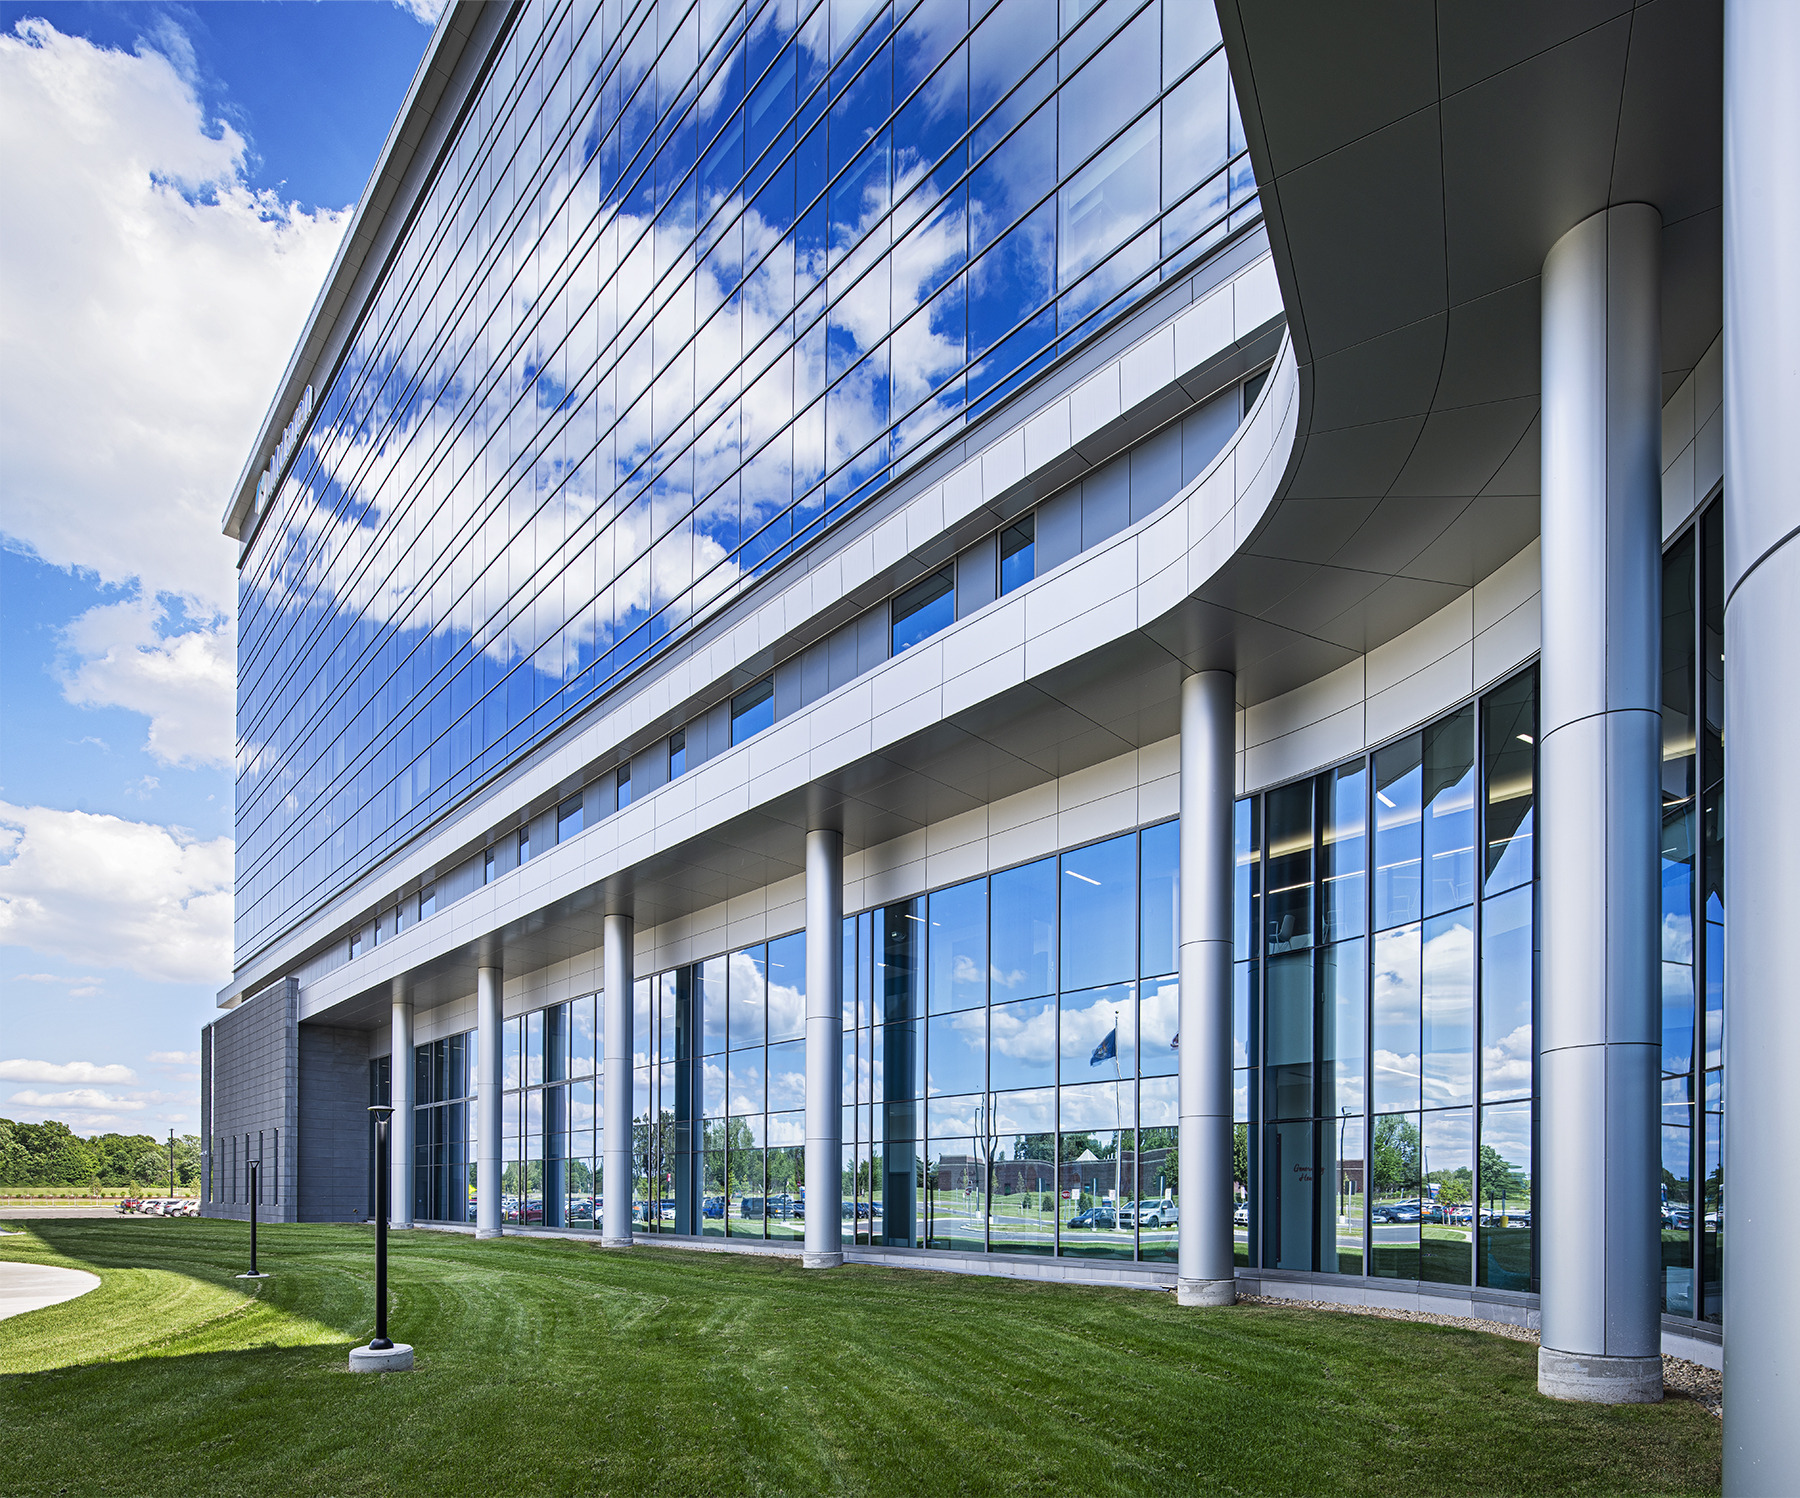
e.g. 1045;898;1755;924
1237;1295;1722;1418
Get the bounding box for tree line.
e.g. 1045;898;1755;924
0;1117;202;1190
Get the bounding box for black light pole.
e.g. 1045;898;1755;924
236;1158;269;1280
369;1104;394;1350
168;1129;176;1198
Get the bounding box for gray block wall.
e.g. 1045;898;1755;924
297;1023;373;1222
201;976;373;1224
201;977;299;1223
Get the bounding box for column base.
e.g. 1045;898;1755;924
601;1235;634;1249
802;1251;843;1269
1177;1277;1237;1307
349;1342;414;1373
475;1226;502;1240
1537;1347;1662;1403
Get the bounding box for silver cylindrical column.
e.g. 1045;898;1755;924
602;913;635;1247
390;980;414;1228
1723;1;1800;1483
1536;203;1663;1403
1177;669;1236;1306
476;965;503;1239
804;828;845;1268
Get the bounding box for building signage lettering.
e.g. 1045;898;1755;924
254;384;314;514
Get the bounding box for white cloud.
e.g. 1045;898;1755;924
0;17;346;749
0;1058;137;1083
148;1050;199;1066
0;801;232;984
7;1086;146;1110
390;0;446;23
58;597;234;767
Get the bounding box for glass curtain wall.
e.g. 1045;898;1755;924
235;0;1262;966
495;994;600;1225
837;822;1181;1261
411;1032;476;1222
1658;495;1725;1322
692;933;807;1239
1237;665;1539;1289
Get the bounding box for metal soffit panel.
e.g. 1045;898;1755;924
1209;0;1722;654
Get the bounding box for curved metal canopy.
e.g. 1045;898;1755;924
1188;0;1721;683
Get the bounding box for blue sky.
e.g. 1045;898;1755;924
0;1;431;1138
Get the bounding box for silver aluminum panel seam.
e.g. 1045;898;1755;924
391;979;414;1228
602;914;634;1247
475;965;502;1239
1723;0;1800;1484
1177;669;1236;1305
804;828;845;1268
1536;204;1662;1402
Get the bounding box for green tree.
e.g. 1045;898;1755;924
1371;1115;1420;1198
0;1119;25;1186
1233;1124;1249;1189
1477;1144;1520;1199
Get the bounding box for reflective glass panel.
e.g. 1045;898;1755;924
988;995;1056;1092
1370;1112;1421;1280
1061;834;1136;989
767;932;807;1041
1420;1108;1472;1285
1371;922;1421;1113
928;878;987;1013
1373;735;1423;930
1263;778;1313;954
1482;669;1536;896
1479;886;1533;1103
1421;910;1474;1108
1478;1100;1532;1289
1058;982;1134;1082
1422;707;1475;916
926;1007;987;1097
1327;1112;1365;1275
1320;763;1366;942
1138;974;1178;1078
1139;820;1178;978
1233;796;1260;960
990;857;1055;999
1264;951;1312;1121
729;944;767;1047
1321;939;1365;1117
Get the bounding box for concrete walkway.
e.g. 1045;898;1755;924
0;1261;101;1321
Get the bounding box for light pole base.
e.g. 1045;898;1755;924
475;1226;502;1240
349;1342;414;1373
600;1235;633;1249
234;1271;271;1280
1537;1347;1662;1403
802;1251;843;1269
1176;1276;1237;1307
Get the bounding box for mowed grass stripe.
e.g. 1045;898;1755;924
0;1220;1717;1497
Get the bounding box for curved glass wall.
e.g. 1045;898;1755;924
1235;666;1539;1290
235;0;1259;963
406;594;1723;1310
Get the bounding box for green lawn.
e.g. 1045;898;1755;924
0;1219;1717;1497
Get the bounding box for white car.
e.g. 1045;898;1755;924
1134;1200;1178;1228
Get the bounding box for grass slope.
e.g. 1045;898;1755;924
0;1220;1717;1497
